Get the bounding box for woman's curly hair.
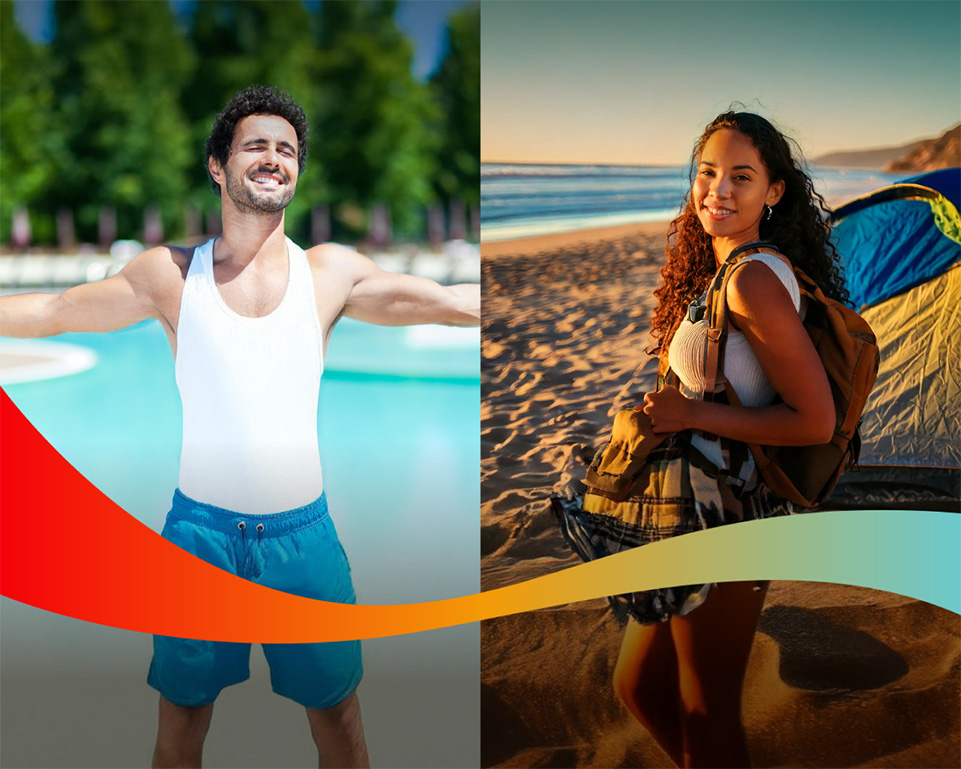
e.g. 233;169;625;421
649;110;849;359
204;85;309;197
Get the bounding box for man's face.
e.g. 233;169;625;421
215;114;300;214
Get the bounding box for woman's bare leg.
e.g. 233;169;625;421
613;619;684;767
669;581;767;769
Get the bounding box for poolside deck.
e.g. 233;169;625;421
0;241;480;290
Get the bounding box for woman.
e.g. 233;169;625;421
560;111;849;768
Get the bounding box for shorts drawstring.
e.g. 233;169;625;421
236;521;266;578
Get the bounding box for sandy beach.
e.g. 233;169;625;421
480;223;960;768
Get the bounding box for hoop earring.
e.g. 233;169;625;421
766;205;773;221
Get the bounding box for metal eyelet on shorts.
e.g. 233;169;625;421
255;523;265;533
237;521;246;530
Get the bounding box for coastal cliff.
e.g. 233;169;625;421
884;124;960;173
814;124;960;172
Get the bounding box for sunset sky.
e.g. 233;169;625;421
482;1;960;165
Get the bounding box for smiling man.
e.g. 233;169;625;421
0;85;479;768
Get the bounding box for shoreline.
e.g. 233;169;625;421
481;220;671;259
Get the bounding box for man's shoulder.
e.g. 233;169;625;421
304;243;375;280
305;242;365;265
124;243;196;289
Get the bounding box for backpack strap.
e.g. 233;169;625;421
656;338;682;392
665;241;779;399
702;241;782;474
671;429;751;497
702;241;779;402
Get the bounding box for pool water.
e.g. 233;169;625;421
2;318;480;606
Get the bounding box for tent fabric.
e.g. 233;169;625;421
833;198;959;309
820;170;960;511
830;170;961;309
898;167;961;212
856;263;960;469
832;183;961;246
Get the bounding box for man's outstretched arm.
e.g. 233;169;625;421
320;245;480;327
0;248;171;338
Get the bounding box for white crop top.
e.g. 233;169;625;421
667;252;803;477
175;237;325;515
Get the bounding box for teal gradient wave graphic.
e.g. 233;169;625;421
611;509;960;615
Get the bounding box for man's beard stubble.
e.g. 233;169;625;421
224;166;296;215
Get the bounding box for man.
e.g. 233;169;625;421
0;85;479;768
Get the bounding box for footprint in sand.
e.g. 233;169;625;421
758;605;909;692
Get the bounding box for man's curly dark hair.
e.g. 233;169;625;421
204;85;309;197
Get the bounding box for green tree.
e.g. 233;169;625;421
51;0;195;243
430;3;480;209
313;0;439;240
0;1;66;244
185;1;322;242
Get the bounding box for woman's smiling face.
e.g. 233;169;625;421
692;128;784;245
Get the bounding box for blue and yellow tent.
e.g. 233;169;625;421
827;168;960;510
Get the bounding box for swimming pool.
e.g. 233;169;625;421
1;318;480;606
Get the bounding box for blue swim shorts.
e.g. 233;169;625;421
147;489;363;709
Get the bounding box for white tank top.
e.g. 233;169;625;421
668;252;801;404
667;252;802;478
175;237;325;514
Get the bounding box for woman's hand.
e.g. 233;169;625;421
636;385;693;434
640;261;835;447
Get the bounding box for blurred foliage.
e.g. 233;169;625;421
0;1;66;244
431;3;479;209
0;0;480;247
49;0;195;243
313;0;438;239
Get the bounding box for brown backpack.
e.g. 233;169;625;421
683;241;880;509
